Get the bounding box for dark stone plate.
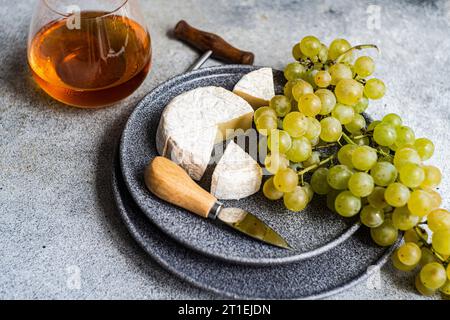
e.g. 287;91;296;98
112;151;399;299
120;65;360;265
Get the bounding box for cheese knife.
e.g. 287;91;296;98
145;156;292;250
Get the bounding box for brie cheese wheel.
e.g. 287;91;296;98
211;141;262;200
233;68;275;109
156;87;254;181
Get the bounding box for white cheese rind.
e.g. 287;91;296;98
156;87;254;181
233;68;275;109
211;141;263;200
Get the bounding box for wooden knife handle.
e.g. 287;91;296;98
144;156;217;219
174;20;255;65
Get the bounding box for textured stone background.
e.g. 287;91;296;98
0;0;449;299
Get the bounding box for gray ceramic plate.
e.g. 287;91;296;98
120;65;360;265
113;152;399;299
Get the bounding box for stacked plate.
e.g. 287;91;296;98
113;65;399;299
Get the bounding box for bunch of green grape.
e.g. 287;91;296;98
258;35;450;298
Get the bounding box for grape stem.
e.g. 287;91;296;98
353;134;371;140
313;143;338;150
297;155;335;176
334;44;380;64
340;132;357;145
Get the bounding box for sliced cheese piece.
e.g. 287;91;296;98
211;141;263;200
156;86;254;181
233;68;275;109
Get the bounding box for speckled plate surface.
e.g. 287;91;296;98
120;65;361;265
113;152;399;299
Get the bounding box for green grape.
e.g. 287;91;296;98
370;162;398;187
395;126;416;148
428;209;450;232
348;172;374;197
263;177;284;200
286;137;312;162
385;183;411;208
354;56;375;77
300;36;322;58
392;249;416;271
352;146;378;171
284;186;309;212
370;219;399;246
335;191;362;217
415;274;436;296
447;264;450;281
284;80;302;99
305;117;321;141
373;124;397;147
393;147;421;169
256;114;278;136
367;120;381;132
360;205;385;228
420;262;447;290
353;136;370;147
420;247;438;266
328;38;351;60
353;97;369;114
329;63;353;85
326;189;340;212
327;165;353;190
311;168;331;195
440;280;450;295
270;95;292;117
399;163;425;188
392;206;419;230
368;187;388;209
314;70;332;88
320;117;343;142
338;144;357;168
335;79;364;106
315;89;337;115
397;242;422;266
432;229;450;255
292;43;303;60
420;165;442;189
364;78;386;100
283;112;309;138
427;189;442;209
345;114;366;134
267;130;292;154
273;168;299;193
318;44;328;62
264;153;289;174
298;93;322;117
408;190;434;218
404;229;423;245
284;62;306;81
302;182;314;203
254;106;277;123
414;138;435;161
332;104;355;125
292;80;314;101
382;113;403;128
310;136;320;147
303;152;320;167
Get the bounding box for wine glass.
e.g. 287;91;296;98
27;0;152;108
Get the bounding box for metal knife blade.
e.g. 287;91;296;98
216;207;293;250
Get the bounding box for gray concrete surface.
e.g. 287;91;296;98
0;0;449;300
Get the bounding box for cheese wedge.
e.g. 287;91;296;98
211;141;263;200
156;87;254;181
233;68;275;109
